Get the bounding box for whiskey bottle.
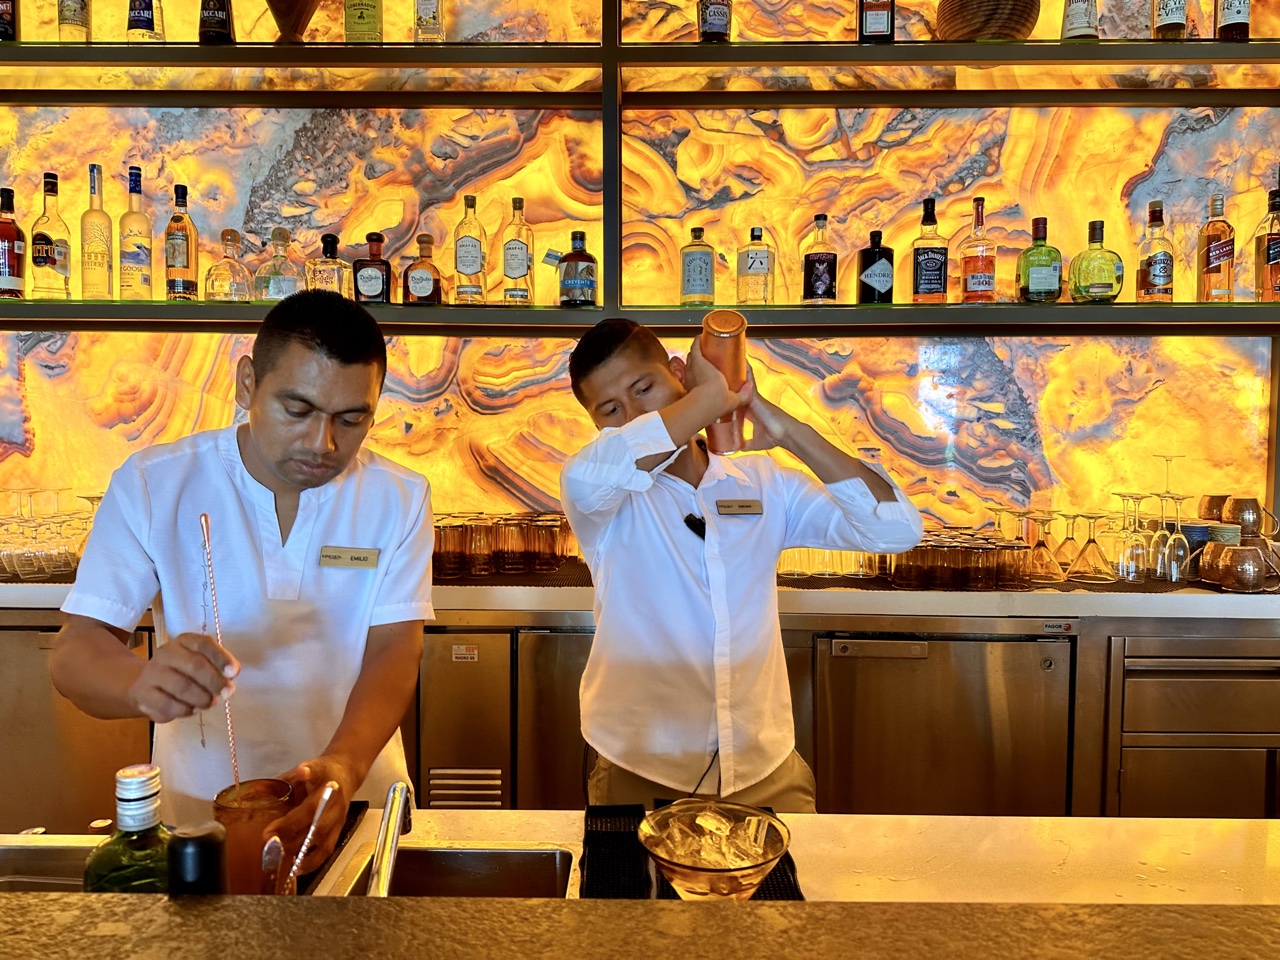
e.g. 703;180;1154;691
1151;0;1186;38
253;227;302;302
680;226;715;307
58;0;89;41
453;194;487;305
1197;194;1235;302
1215;0;1249;39
736;226;774;305
856;231;894;304
801;214;839;305
858;0;894;43
1252;189;1280;303
558;231;597;307
1136;200;1174;302
1015;217;1062;303
911;198;947;304
501;197;534;306
81;163;113;300
205;229;252;301
1068;220;1124;303
164;184;198;301
344;0;382;42
415;0;444;41
404;233;444;304
0;187;24;299
0;0;18;41
305;233;352;297
199;0;235;44
127;0;165;42
353;231;393;302
698;0;730;42
83;765;171;894
1060;0;1099;38
29;173;71;301
959;196;996;303
118;166;153;301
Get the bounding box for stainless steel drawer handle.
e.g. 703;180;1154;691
831;639;929;659
1126;658;1280;672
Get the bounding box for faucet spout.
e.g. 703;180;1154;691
366;781;411;897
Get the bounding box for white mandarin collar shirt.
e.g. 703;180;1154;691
561;411;924;796
63;425;434;825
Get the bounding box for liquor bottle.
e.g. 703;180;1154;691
205;229;252;301
1197;193;1235;302
81;163;113;300
164;184;198;301
414;0;443;41
253;226;303;302
453;193;487;305
801;213;839;305
911;198;948;304
1068;220;1124;303
1060;0;1099;38
29;173;71;301
1014;217;1062;303
118;166;153;301
167;822;227;897
1252;189;1280;303
698;0;730;42
1136;200;1174;302
501;197;534;306
83;765;171;894
858;0;894;43
959;196;996;303
0;0;18;42
680;226;715;307
1214;0;1249;39
404;233;444;304
558;230;597;307
353;231;393;303
58;0;90;41
857;231;894;304
305;233;351;296
0;187;24;299
127;0;165;41
199;0;235;44
1151;0;1186;38
736;226;774;305
344;0;382;42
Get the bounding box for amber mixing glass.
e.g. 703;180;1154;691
213;778;294;894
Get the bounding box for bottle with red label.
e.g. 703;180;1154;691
858;0;894;43
1197;193;1235;303
29;173;70;301
0;187;24;299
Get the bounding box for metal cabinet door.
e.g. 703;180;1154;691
817;636;1071;815
1119;747;1274;818
516;631;593;810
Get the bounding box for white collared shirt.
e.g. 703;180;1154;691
561;411;923;796
63;425;434;825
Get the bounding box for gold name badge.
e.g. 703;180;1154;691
319;546;381;569
716;499;763;516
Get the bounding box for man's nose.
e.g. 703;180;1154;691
306;417;338;454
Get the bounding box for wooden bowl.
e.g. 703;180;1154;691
265;0;322;43
936;0;1041;41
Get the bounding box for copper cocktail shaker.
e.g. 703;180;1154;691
700;309;748;454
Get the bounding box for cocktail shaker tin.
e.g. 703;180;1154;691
700;309;748;454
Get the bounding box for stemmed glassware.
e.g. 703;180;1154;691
1007;508;1032;545
1164;494;1192;583
1149;493;1172;579
1114;493;1149;583
1054;513;1081;570
1025;515;1066;584
1066;512;1118;583
1152;453;1185;495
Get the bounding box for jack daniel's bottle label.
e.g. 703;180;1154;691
912;247;947;295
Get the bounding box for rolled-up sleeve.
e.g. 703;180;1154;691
781;462;924;554
559;411;680;518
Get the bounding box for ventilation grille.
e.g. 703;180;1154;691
426;767;504;808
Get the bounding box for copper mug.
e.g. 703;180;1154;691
1199;540;1231;583
1217;545;1279;593
1197;495;1231;522
1221;497;1280;538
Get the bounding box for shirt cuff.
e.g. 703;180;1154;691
61;591;146;633
826;464;915;521
615;410;680;467
370;600;436;627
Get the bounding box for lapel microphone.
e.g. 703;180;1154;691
684;514;707;540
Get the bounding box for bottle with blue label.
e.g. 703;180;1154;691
127;0;165;42
558;231;597;307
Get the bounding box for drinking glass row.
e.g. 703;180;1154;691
432;512;578;579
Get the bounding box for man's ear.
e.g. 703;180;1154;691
234;354;256;411
670;354;687;386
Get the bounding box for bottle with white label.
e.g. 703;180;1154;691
164;184;197;301
344;0;382;42
305;233;352;297
959;196;996;303
802;214;839;305
1137;201;1174;303
1215;0;1249;39
857;230;894;304
415;0;443;41
911;198;948;304
501;197;534;306
29;173;71;301
58;0;90;41
81;163;113;300
404;233;443;305
1060;0;1099;38
1151;0;1186;38
558;231;597;307
253;226;303;302
680;226;715;307
736;226;774;305
1015;217;1062;304
1197;194;1235;303
353;231;393;303
453;193;487;305
118;166;152;301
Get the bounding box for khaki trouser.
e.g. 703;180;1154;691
587;749;817;814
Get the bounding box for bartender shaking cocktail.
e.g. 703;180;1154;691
51;292;433;872
562;317;923;812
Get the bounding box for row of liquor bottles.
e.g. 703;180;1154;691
0;0;444;43
697;0;1257;43
0;171;600;306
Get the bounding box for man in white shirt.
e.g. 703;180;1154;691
561;318;923;812
51;291;433;871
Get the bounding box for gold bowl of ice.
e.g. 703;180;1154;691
637;799;790;901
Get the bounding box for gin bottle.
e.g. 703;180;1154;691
1252;189;1280;303
127;0;165;42
801;214;838;305
305;233;352;297
736;226;774;305
0;187;24;299
81;163;113;300
118;166;153;301
164;184;198;301
680;226;715;307
58;0;90;41
1015;217;1062;303
959;196;995;303
1068;220;1124;303
29;173;71;301
1197;194;1235;303
404;233;444;304
205;229;252;301
911;198;948;304
415;0;444;41
83;765;171;894
1136;201;1174;302
856;230;894;304
453;194;487;305
253;227;302;302
501;197;534;306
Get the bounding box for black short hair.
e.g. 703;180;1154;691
251;291;388;384
568;318;669;404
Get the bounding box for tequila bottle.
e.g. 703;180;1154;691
1197;193;1235;303
959;196;995;303
305;233;351;296
118;166;153;301
453;194;487;305
58;0;90;41
164;184;198;301
856;230;894;304
1151;0;1186;38
0;187;24;299
415;0;444;41
501;197;534;306
1215;0;1249;39
911;197;948;304
801;213;838;305
29;173;71;301
253;227;302;302
81;163;113;300
1015;217;1062;303
1068;220;1124;303
205;229;252;301
736;226;774;305
680;226;715;307
404;233;444;304
1252;188;1280;303
344;0;382;42
83;765;171;894
558;231;597;307
1137;201;1174;303
127;0;165;41
353;231;393;303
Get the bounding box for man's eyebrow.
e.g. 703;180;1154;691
276;389;373;416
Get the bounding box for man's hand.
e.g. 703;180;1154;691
741;364;799;452
127;632;240;723
267;755;359;876
683;336;751;423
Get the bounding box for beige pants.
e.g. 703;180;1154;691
587;749;817;814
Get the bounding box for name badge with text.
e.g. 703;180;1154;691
716;499;763;516
320;546;381;569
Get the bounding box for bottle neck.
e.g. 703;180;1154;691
116;794;162;833
174;202;187;215
43;193;58;217
1148;217;1165;236
919;222;939;238
89;193;102;212
128;193;142;212
272;242;287;257
972;208;985;235
368;244;383;259
419;244;434;259
222;241;237;257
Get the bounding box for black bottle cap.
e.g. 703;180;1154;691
1148;200;1165;224
921;197;937;225
869;230;882;245
690;227;703;240
168;821;227;897
1088;220;1104;243
571;230;586;242
42;172;58;194
814;213;827;224
0;187;12;212
1032;217;1047;241
366;231;385;244
1269;189;1280;212
321;233;339;256
512;197;524;210
174;184;187;204
750;226;762;240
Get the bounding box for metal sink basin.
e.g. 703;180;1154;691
0;837;99;892
353;846;572;898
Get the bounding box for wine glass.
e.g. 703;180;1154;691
1066;512;1118;583
1025;515;1066;584
1165;494;1193;583
1152;453;1185;496
1007;508;1032;545
1054;513;1081;570
1149;493;1172;580
1114;493;1149;583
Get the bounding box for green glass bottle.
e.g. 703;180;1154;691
1015;217;1062;303
83;764;172;893
1068;219;1124;303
